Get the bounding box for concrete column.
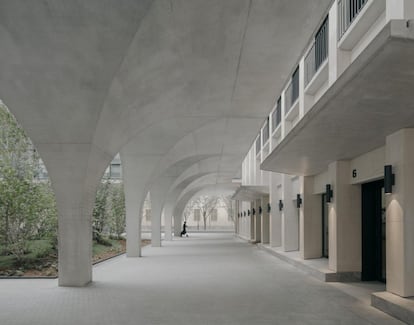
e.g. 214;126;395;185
174;214;182;237
270;173;282;247
300;176;322;259
328;161;361;272
385;129;414;297
163;205;173;241
121;152;161;257
150;176;176;246
150;191;162;247
249;203;255;240
282;174;299;251
124;185;143;257
254;199;261;243
261;196;270;244
39;144;111;287
58;207;93;287
234;200;239;234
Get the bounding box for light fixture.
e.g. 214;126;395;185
384;165;395;194
326;184;333;203
278;200;284;211
252;208;256;216
267;203;271;213
258;206;262;215
243;211;246;217
248;209;251;216
296;194;302;208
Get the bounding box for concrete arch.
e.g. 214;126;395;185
173;183;238;228
0;0;332;286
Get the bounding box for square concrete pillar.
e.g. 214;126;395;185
261;196;270;244
58;211;92;286
249;202;255;241
328;161;361;272
270;174;282;247
300;176;322;259
174;214;182;237
253;199;261;243
282;174;299;251
163;207;173;241
385;129;414;297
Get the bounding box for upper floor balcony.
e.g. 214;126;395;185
241;0;414;177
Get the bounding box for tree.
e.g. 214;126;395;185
183;199;195;222
92;179;111;242
192;196;219;230
0;102;57;260
221;195;234;224
109;183;125;239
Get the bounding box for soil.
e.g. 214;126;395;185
0;239;151;278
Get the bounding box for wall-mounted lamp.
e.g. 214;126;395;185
296;194;302;208
326;184;333;203
278;200;284;211
243;211;246;217
252;208;256;216
248;209;251;216
267;203;271;213
258;206;262;215
384;165;395;194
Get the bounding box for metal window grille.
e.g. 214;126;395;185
271;97;282;132
263;117;269;144
305;16;329;86
286;66;299;111
338;0;368;40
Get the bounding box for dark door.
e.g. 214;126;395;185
361;179;386;282
322;194;329;258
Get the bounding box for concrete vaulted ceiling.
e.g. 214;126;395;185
0;0;332;209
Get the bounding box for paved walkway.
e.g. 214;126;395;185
0;233;402;324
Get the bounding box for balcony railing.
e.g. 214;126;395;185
285;66;299;111
338;0;368;40
263;117;269;144
255;134;261;155
305;16;329;86
272;97;282;132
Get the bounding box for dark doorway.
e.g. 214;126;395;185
322;194;329;258
361;179;386;282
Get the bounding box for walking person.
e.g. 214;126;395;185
180;220;189;237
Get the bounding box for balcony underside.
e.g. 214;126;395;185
232;186;269;201
262;22;414;176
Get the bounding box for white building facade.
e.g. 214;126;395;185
233;0;414;319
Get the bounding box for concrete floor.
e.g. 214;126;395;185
0;233;402;325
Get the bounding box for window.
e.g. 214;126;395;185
110;164;122;178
